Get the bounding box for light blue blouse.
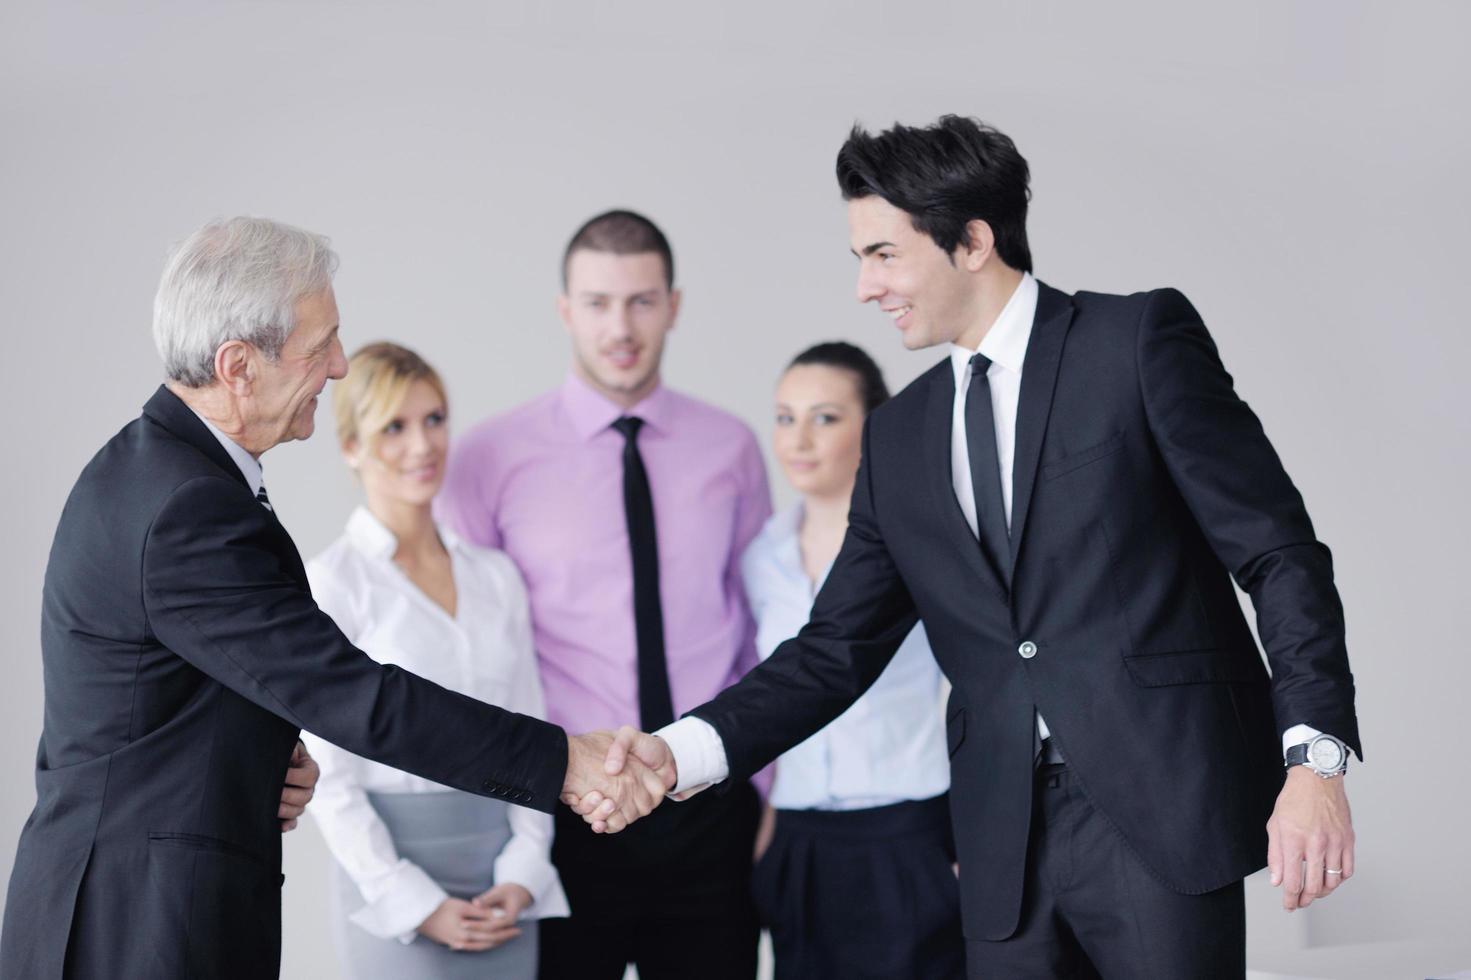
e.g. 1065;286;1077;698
742;503;950;811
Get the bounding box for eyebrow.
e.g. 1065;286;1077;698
851;241;896;258
576;289;662;301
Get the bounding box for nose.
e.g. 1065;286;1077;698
855;264;883;304
611;302;636;338
327;336;348;380
796;419;815;450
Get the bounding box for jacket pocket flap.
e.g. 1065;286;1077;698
1123;648;1263;687
1039;432;1125;481
148;832;272;873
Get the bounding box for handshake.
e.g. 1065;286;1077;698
561;726;679;833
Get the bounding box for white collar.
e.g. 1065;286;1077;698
189;408;264;497
948;272;1038;385
765;501;805;544
345;505;465;561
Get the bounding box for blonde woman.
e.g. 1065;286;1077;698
301;343;566;978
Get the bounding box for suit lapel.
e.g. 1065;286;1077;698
1009;282;1075;565
923;362;1009;592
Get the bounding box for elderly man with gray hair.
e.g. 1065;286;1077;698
0;217;670;980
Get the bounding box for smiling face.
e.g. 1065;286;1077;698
248;287;347;448
347;378;449;509
558;249;681;409
773;363;867;501
848;195;986;351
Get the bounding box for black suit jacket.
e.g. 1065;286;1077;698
690;283;1360;940
1;387;567;979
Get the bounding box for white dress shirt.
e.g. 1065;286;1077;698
301;507;569;942
743;504;949;810
662;273;1320;790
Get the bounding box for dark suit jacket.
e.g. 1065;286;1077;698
690;283;1360;941
1;387;567;979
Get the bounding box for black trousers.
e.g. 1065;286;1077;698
965;764;1246;979
754;794;965;980
538;781;760;980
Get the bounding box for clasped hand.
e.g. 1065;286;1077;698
562;727;675;833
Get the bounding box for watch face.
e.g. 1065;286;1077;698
1308;737;1345;771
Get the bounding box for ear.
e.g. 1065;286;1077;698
555;293;574;335
959;219;996;273
214;340;255;395
666;287;682;328
341;436;362;470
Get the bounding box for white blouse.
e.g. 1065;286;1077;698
742;503;950;811
301;507;569;942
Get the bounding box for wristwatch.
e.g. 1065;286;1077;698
1284;733;1349;778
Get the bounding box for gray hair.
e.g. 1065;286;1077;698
153;216;339;387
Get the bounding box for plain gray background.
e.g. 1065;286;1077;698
3;2;1467;977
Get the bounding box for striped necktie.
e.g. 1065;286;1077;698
256;483;273;512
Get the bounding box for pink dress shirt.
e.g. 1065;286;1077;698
437;374;772;780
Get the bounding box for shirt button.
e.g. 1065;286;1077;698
1018;641;1038;659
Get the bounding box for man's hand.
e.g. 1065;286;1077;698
279;740;320;832
468;883;531;949
1267;767;1355;910
561;730;669;833
566;726;678;833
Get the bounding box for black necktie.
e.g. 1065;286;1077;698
256;483;273;512
611;417;675;731
965;354;1011;586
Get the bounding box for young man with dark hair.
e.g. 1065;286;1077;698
587;117;1361;978
438;209;770;979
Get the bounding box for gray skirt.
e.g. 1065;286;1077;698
329;790;538;980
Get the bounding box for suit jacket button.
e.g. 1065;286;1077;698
1018;641;1038;659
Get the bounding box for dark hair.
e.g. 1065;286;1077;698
836;115;1033;273
561;209;674;290
787;341;890;415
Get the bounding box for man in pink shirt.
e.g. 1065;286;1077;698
437;210;771;980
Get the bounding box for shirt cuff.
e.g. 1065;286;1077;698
492;839;570;920
656;717;729;797
1281;723;1322;758
1281;725;1360;764
345;858;447;944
